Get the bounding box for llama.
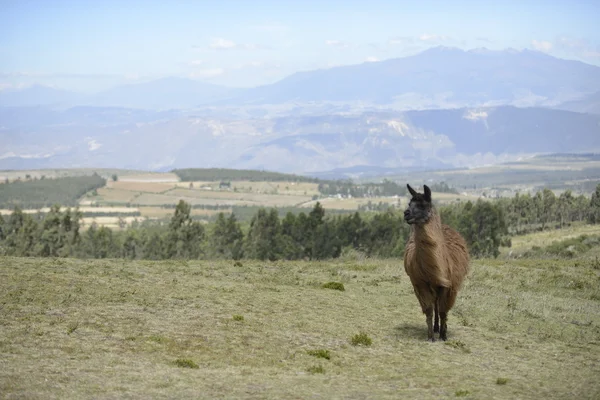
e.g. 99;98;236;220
403;184;470;341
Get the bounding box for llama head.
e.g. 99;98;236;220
404;184;433;225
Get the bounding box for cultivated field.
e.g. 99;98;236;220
384;154;600;196
86;179;316;212
1;252;598;399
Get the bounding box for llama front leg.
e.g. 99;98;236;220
425;307;435;342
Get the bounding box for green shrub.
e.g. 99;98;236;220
322;282;345;291
307;349;331;360
173;358;199;369
350;332;372;346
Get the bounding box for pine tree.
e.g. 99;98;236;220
244;208;283;261
210;213;244;259
164;200;205;259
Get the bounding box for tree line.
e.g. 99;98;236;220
0;174;106;209
172;168;320;183
1;184;598;261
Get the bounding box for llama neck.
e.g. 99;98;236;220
412;210;443;248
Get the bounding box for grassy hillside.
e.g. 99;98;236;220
1;254;598;399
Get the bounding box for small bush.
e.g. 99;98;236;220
322;282;345;291
307;349;331;360
307;365;325;374
233;315;244;321
496;378;508;385
350;332;372;346
234;261;243;267
173;358;199;369
455;389;470;397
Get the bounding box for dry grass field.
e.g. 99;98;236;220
116;173;180;183
107;181;177;193
0;252;598;399
94;187;140;204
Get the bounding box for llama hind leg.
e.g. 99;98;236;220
439;312;448;341
434;301;440;333
438;288;457;341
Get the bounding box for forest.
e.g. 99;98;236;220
0;174;106;209
1;184;599;261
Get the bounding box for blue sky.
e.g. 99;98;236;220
1;0;599;92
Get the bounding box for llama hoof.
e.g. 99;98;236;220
439;334;447;341
428;337;436;342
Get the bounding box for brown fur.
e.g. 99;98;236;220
404;208;470;341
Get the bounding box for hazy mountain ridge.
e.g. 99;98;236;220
555;91;600;115
1;105;598;173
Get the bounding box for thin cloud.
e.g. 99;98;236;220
419;33;450;42
365;56;379;63
209;38;237;50
208;37;268;50
388;36;414;45
531;39;553;52
189;60;204;66
326;40;350;49
189;68;225;79
232;61;282;71
530;37;600;61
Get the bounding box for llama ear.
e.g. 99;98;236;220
407;184;417;197
423;185;432;202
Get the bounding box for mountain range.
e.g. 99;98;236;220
2;47;600;112
1;46;600;174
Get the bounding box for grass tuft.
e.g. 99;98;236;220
455;389;471;397
307;365;325;374
444;339;471;353
307;349;331;360
350;332;372;346
232;314;244;321
496;377;508;385
66;321;79;335
322;281;345;291
173;358;199;369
